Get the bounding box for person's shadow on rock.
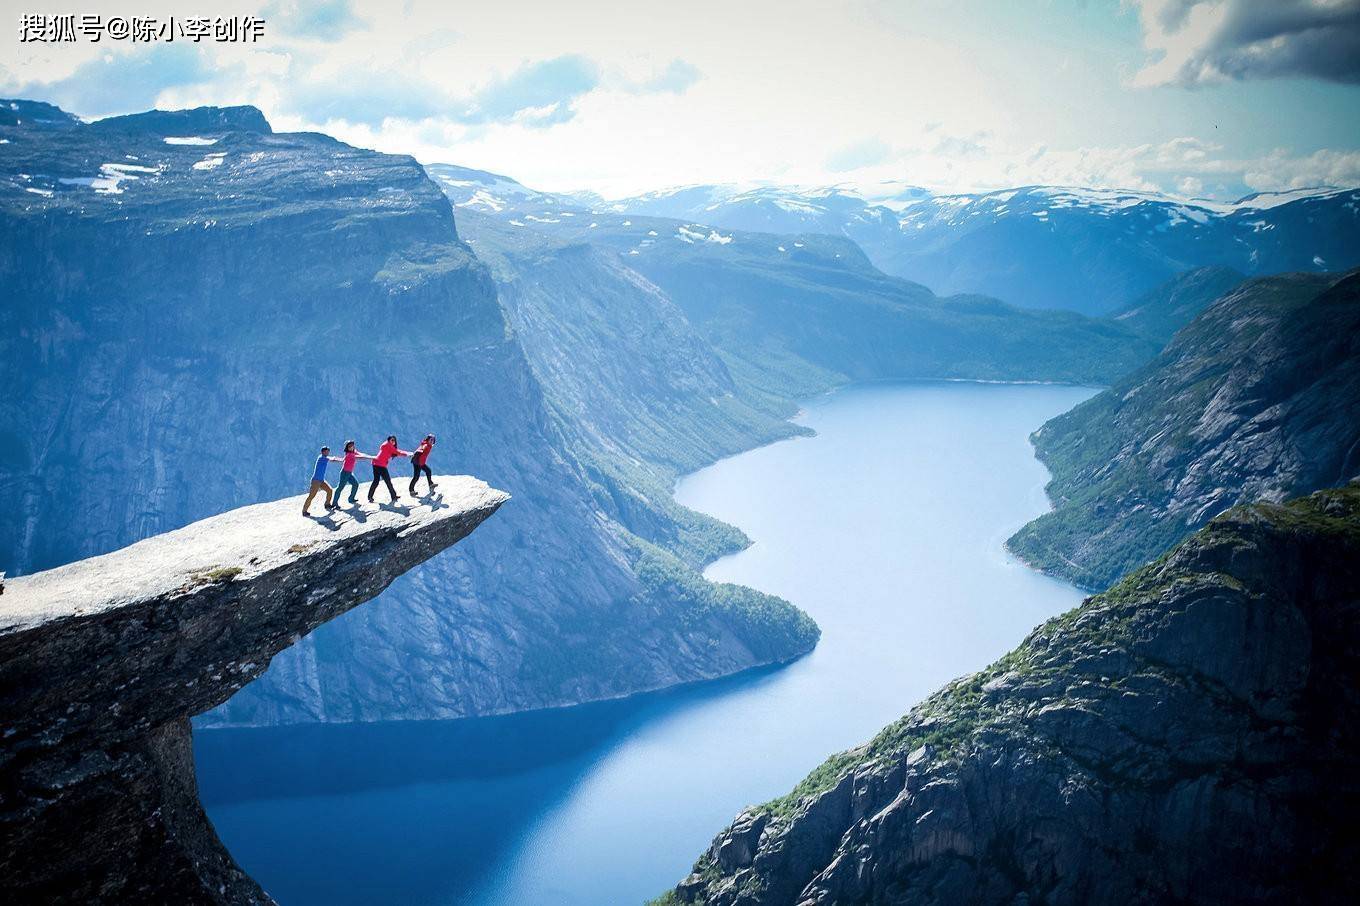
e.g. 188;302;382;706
305;512;344;531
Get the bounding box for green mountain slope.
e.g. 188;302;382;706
1008;269;1360;590
457;207;810;570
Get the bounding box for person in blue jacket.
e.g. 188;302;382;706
303;446;339;516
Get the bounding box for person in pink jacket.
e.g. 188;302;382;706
333;440;372;506
409;434;437;496
367;435;410;503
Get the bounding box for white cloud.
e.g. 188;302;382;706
609;58;702;95
1;0;1355;199
1239;146;1360;189
1178;175;1205;194
1012;139;1360;196
825;137;894;173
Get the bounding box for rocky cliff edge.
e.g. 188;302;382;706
0;476;507;904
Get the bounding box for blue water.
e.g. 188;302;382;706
195;381;1096;905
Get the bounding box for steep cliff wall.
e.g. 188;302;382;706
668;485;1360;905
1009;269;1360;590
0;100;817;727
0;478;506;904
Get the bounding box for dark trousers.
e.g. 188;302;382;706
410;460;434;494
369;465;397;502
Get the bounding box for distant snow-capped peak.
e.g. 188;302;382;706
894;184;1356;230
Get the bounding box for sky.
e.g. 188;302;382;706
3;0;1360;199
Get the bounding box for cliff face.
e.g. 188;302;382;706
460;208;803;474
0;100;817;727
670;485;1360;906
0;478;507;904
1007;270;1360;590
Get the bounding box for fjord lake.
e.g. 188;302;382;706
195;381;1098;905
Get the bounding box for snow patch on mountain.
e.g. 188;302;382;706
58;161;159;194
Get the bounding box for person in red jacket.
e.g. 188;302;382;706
409;434;437;495
367;435;410;503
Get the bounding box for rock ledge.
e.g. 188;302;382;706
0;475;507;904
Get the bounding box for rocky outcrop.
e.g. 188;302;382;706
669;484;1360;905
0;477;506;904
1009;269;1360;590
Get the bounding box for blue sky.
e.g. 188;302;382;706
2;0;1358;198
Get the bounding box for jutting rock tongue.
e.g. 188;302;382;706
0;476;507;905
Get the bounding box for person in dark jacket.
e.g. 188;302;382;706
409;434;437;495
368;435;410;503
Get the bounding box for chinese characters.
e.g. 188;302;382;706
18;14;266;43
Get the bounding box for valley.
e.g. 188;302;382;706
195;381;1094;905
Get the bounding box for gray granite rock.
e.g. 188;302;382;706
0;478;506;904
1009;269;1360;590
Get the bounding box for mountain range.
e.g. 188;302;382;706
434;160;1360;600
426;144;1360;906
439;169;1360;316
440;178;1159;400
